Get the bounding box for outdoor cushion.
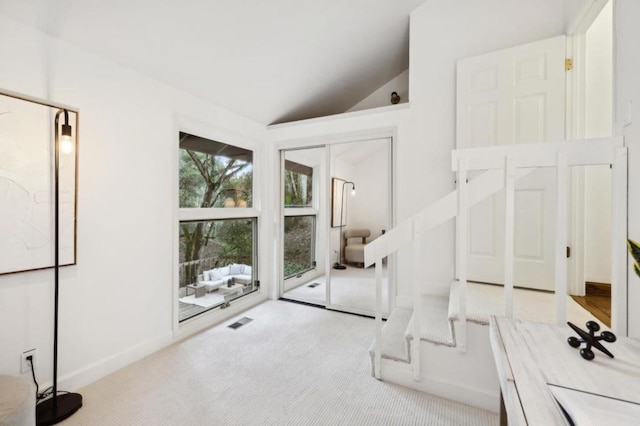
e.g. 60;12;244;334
229;264;244;275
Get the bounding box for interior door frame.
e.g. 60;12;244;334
275;128;397;317
566;0;613;296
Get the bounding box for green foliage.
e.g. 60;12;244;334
179;148;254;263
283;216;313;278
284;261;309;278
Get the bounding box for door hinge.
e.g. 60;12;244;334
566;246;571;258
565;58;573;71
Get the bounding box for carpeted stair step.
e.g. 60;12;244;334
368;307;413;363
406;293;455;347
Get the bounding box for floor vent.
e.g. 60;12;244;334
228;317;253;329
308;283;320;288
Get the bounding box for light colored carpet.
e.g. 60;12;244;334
179;293;225;308
448;282;608;328
284;265;390;315
64;301;497;425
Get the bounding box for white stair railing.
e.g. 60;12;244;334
411;217;422;379
555;152;569;326
504;155;515;318
367;137;626;380
456;157;468;353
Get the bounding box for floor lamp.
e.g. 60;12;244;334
333;181;355;270
36;109;83;425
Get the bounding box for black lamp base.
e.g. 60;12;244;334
36;393;83;426
333;264;347;270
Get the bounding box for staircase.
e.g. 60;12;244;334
364;137;627;412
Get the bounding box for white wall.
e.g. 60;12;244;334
408;0;568;287
615;0;640;338
584;2;613;284
351;141;390;240
347;70;409;113
0;15;268;387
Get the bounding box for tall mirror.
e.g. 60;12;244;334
327;138;391;317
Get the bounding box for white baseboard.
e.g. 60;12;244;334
55;292;267;393
58;331;174;392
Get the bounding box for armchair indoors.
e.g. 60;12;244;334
343;229;370;267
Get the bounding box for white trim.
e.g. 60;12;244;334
274;127;398;151
172;118;181;333
324;146;332;305
567;0;611;35
179;207;260;221
451;137;623;171
283;207;318;217
278;150;286;299
268;103;409;130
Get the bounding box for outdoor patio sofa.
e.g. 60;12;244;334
199;264;252;292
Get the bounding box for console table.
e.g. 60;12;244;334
489;316;640;425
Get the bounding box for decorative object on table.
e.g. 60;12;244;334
34;105;83;425
0;91;78;275
628;239;640;278
566;321;616;361
228;277;235;287
390;91;401;104
331;179;355;270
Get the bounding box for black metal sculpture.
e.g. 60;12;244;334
567;321;616;361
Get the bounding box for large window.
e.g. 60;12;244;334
283;155;317;280
179;132;252;209
178;132;257;322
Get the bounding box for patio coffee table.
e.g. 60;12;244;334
186;283;206;298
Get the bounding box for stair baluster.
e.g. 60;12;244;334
456;157;468;353
504;155;516;318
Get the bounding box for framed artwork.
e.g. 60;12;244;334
331;177;346;228
0;90;78;275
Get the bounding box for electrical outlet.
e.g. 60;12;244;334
21;349;36;374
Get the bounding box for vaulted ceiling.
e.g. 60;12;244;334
0;0;426;125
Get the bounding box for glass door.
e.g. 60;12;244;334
280;146;327;306
326;138;392;317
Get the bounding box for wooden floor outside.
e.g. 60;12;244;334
570;282;611;327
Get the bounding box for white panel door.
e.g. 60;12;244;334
456;35;566;290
